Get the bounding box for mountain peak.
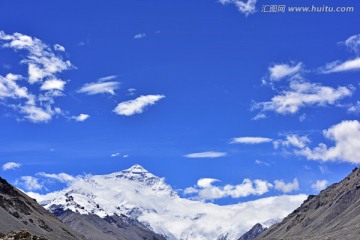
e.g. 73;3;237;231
126;164;149;173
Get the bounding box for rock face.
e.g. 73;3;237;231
239;223;267;240
56;210;166;240
0;177;84;240
257;168;360;240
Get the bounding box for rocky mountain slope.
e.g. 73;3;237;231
56;210;166;240
0;177;84;240
257;168;360;240
29;165;307;240
238;223;267;240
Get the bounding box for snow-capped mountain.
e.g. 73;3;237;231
29;165;307;240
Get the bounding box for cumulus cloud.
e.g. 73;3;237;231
320;57;360;73
297;120;360;164
2;162;21;171
274;178;299;193
312;180;328;191
184;151;228;158
113;94;165;116
230;137;272;144
253;81;353;114
19;176;43;191
133;33;146;39
71;113;90;122
185;177;273;201
0;31;73;122
78;80;120;95
36;172;75;184
268;62;303;81
40;79;66;91
185;176;301;201
219;0;258;16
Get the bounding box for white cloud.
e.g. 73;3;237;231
219;0;258;16
21;105;52;123
253;81;353;114
0;73;34;102
320;57;360;73
71;113;90;122
348;101;360;113
342;34;360;54
97;75;117;82
78;81;120;95
298;120;360;164
2;162;21;171
111;153;120;157
274;178;299;193
255;160;270;167
252;113;266;120
185;177;273;201
184;151;228;158
230;137;272;144
197;178;220;188
113;94;165;116
127;88;136;96
37;172;75;184
20;176;43;191
273;134;310;149
268;62;303;81
311;180;328;191
40;79;66;91
0;31;73;123
53;44;65;52
134;33;146;39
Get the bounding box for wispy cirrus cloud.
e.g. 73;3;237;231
320;57;360;73
341;33;360;55
78;76;120;95
230;137;272;144
273;134;310;149
113;94;165;116
320;34;360;73
184;151;227;158
268;62;303;81
2;162;21;171
36;172;75;184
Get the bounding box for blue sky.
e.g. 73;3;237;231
0;0;360;204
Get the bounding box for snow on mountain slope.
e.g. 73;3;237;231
28;165;307;240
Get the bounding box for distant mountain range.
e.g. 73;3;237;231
27;164;304;240
10;164;360;240
257;167;360;239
